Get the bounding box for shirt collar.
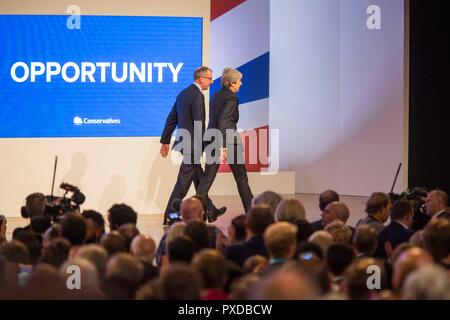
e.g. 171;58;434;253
432;210;447;221
193;82;202;92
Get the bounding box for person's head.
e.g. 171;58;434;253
30;215;51;234
319;190;340;212
167;236;196;264
105;253;144;291
159;263;202;300
130;235;156;263
40;237;72;268
326;243;355;277
194;66;213;90
422;218;450;264
251;191;282;215
425;190;448;217
107;204;137;231
75;244;108;278
324;220;352;244
228;214;246;244
100;233;127;256
82;210;105;243
365;192;391;223
245;206;275;236
402;264;450;300
0;240;29;264
242;255;268;274
180;197;204;224
192;249;227;290
61;257;101;293
118;223;140;251
24;192;47;218
343;258;386;300
60;213;87;246
221;67;243;93
308;231;334;255
184;220;210;252
165;222;187;251
353;225;379;256
322;201;350;226
391;247;433;295
275;198;306;223
13;230;42;265
391;199;414;227
264;222;297;260
250;266;319;300
22;264;68;299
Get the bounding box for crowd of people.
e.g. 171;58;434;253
0;189;449;300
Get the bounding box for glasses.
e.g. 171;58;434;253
201;76;213;81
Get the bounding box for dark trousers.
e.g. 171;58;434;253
163;162;204;224
197;145;253;214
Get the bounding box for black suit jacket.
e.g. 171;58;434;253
375;221;415;258
160;84;205;156
224;235;267;267
208;87;241;148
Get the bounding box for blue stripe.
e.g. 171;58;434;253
210;51;269;104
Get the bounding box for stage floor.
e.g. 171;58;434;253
4;193;369;244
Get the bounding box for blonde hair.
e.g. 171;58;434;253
264;222;297;258
221;67;243;88
275;198;306;223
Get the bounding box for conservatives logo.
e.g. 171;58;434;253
73;116;121;125
73;116;83;125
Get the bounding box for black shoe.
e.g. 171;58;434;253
206;206;226;223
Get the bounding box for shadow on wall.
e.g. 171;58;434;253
61;152;88;191
137;147;181;213
98;174;127;214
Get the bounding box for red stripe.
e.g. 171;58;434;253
211;0;247;21
218;125;269;173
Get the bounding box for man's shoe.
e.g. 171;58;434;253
206;206;226;223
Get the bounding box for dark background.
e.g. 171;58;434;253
409;0;450;195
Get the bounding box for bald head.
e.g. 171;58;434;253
252;268;319;300
425;190;448;216
308;230;333;255
322;201;350;226
180;197;204;223
392;247;433;295
130;235;156;262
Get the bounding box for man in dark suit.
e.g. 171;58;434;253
375;199;415;259
310;190;340;231
224;206;274;267
160;66;225;225
196;68;253;217
425;190;450;221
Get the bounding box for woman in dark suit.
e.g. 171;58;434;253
197;68;253;221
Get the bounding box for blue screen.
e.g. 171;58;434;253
0;15;202;138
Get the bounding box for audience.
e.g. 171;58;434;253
1;188;449;301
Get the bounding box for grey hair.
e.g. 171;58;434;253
221;67;243;88
403;264;450;300
194;66;212;80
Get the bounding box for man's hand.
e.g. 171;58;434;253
220;148;228;163
160;144;170;158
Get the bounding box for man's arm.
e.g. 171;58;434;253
160;103;178;145
160;103;178;157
